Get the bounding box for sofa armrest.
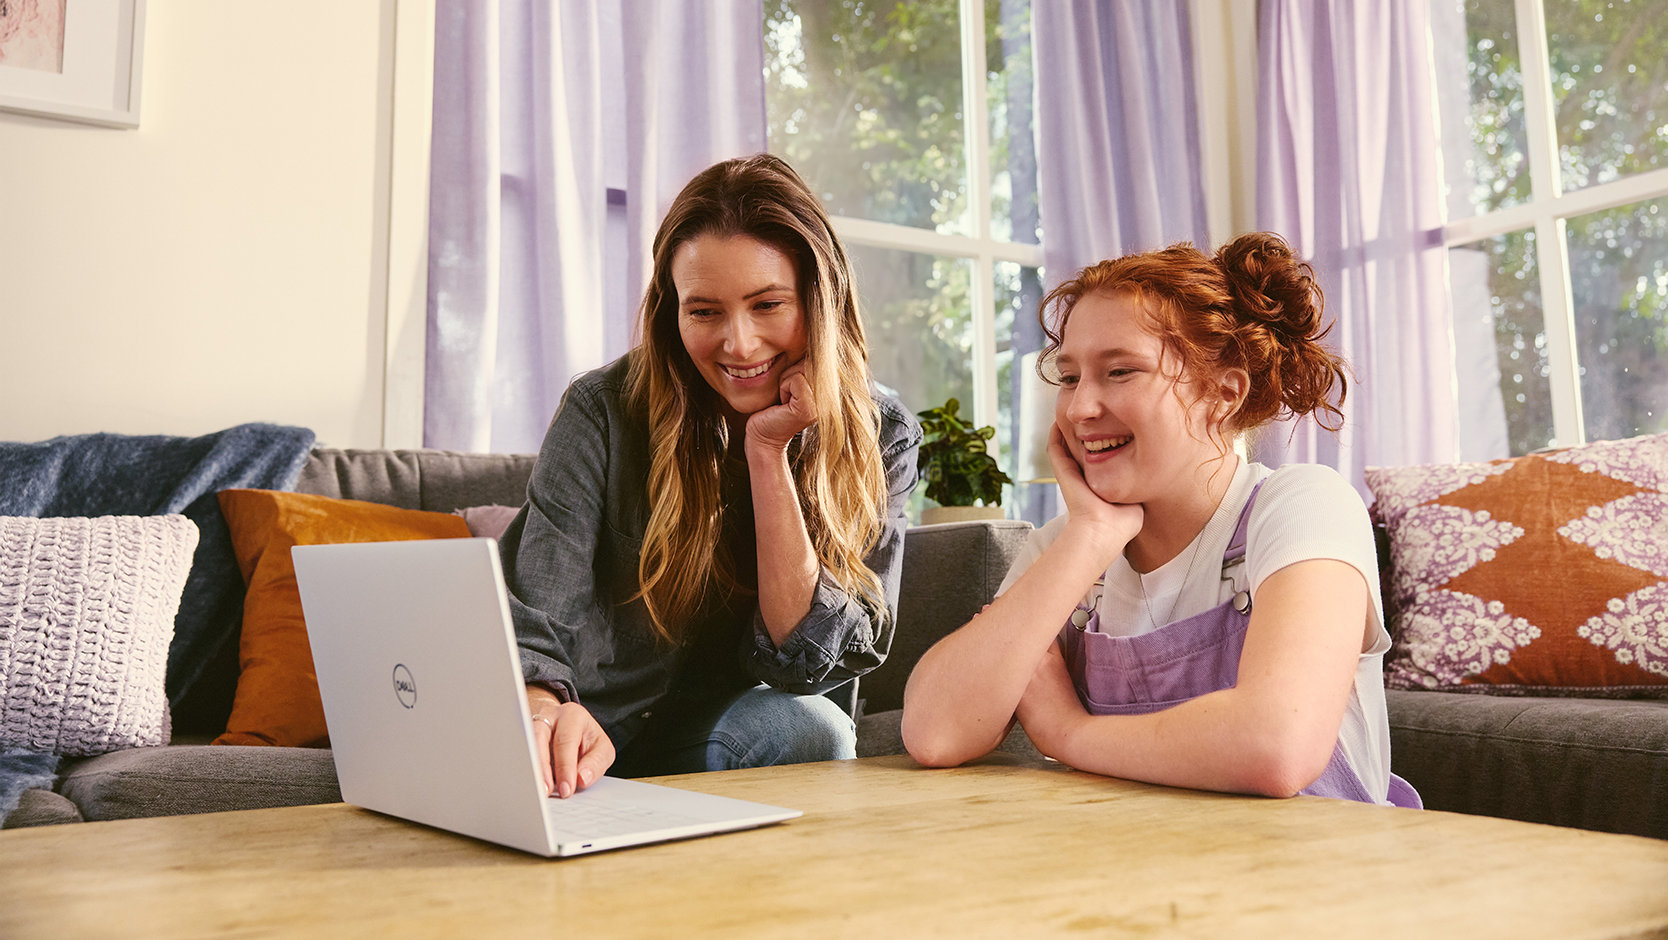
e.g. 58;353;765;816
858;519;1033;716
1;789;83;828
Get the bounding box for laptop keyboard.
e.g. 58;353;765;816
543;797;703;837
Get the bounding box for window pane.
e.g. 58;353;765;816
1546;0;1668;192
849;245;972;521
1431;0;1532;219
988;0;1039;245
764;1;972;236
1451;231;1556;456
994;261;1052;524
1567;196;1668;441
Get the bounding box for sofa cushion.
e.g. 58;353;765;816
1366;432;1668;697
859;519;1034;716
295;448;537;511
455;504;522;539
1387;689;1668;840
57;744;341;821
214;489;472;747
1;515;199;755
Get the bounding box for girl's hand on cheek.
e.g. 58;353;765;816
1048;424;1143;554
746;359;818;454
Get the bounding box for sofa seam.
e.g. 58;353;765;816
1391;725;1668;756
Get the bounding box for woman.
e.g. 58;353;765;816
503;154;920;798
901;233;1417;806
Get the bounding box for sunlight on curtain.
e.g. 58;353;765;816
425;0;766;453
1255;0;1460;490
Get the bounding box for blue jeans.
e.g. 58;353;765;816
613;685;856;777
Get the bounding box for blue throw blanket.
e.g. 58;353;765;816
0;748;61;822
0;423;316;738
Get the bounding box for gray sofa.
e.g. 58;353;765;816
1387;690;1668;838
7;448;1664;841
3;447;1034;828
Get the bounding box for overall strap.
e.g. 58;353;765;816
1222;477;1269;566
1220;477;1270;612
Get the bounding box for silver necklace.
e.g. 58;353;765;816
1137;531;1209;631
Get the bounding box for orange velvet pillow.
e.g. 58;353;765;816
1365;432;1668;697
213;489;472;746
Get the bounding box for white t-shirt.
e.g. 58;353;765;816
998;459;1396;803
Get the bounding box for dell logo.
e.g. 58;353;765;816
392;664;417;708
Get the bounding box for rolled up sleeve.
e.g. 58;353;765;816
744;401;921;693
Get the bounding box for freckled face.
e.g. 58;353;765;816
673;234;809;420
1053;292;1217;504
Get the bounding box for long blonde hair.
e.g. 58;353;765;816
625;154;888;643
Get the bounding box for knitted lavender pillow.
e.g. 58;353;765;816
0;515;199;756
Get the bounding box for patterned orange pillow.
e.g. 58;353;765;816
1365;432;1668;697
213;489;472;746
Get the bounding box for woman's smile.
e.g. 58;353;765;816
673;233;808;419
720;355;781;383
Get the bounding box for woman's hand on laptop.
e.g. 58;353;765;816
526;684;616;799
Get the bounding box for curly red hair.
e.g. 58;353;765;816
1037;232;1348;435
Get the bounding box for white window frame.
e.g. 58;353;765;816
1441;0;1668;448
820;0;1044;454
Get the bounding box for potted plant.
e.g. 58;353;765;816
916;397;1013;525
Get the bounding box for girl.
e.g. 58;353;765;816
504;155;920;798
900;233;1417;806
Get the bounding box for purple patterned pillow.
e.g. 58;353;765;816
1365;432;1668;697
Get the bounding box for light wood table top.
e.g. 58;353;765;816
3;753;1666;938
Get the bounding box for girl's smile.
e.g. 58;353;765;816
1053;291;1221;508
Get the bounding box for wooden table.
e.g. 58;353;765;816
3;753;1666;938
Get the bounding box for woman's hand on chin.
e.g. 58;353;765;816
746;359;818;455
1047;423;1143;558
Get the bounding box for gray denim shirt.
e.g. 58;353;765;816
501;354;922;750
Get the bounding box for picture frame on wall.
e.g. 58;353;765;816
0;0;144;128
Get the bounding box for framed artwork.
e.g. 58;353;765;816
0;0;144;128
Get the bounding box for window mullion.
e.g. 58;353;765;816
831;216;1043;266
1446;166;1668;246
1514;0;1584;445
1535;214;1585;446
960;0;998;442
1514;0;1561;204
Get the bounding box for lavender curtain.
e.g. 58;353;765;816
1021;0;1210;525
1033;0;1210;290
1254;0;1460;488
425;0;767;453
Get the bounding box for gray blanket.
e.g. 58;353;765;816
0;748;61;823
0;423;316;737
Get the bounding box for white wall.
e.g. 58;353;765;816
1192;0;1261;245
0;0;432;449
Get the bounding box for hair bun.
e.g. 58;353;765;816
1216;232;1323;343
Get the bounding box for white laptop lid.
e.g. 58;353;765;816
295;537;559;855
293;537;801;857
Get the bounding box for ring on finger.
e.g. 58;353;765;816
531;714;555;729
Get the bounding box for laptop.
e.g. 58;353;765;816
291;537;802;857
